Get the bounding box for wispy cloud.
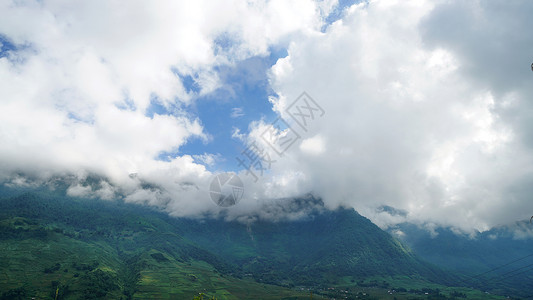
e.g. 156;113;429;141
231;127;246;141
231;107;245;118
192;153;221;167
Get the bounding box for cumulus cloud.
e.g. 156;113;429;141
300;135;326;156
0;0;329;216
238;0;533;232
2;0;533;233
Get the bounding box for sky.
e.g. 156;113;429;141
0;0;532;234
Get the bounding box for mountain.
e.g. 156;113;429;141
0;185;502;299
390;222;533;297
0;189;316;299
172;199;453;287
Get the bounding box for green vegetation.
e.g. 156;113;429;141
0;188;325;299
0;186;511;299
193;293;217;300
392;222;533;297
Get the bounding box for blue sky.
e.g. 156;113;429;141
123;0;360;173
174;1;359;172
150;48;286;172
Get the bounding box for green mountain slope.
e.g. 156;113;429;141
173;201;454;286
390;222;533;298
0;190;322;299
0;186;501;299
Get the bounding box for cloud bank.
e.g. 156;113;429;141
0;0;330;216
241;0;533;232
1;0;533;233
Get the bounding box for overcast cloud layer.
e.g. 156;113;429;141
1;0;532;233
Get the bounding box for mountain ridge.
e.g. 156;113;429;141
390;220;533;297
0;185;502;299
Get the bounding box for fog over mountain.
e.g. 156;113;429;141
1;0;533;234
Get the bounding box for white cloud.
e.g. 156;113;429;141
231;127;246;141
193;153;221;167
66;184;93;198
0;0;328;216
300;135;325;155
236;0;533;231
231;107;245;118
2;0;533;233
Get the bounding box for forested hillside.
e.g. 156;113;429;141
0;186;504;299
